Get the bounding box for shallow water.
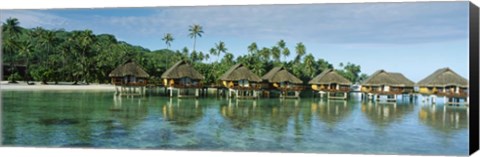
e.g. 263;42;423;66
1;91;469;155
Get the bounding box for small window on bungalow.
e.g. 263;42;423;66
180;77;192;85
239;80;249;87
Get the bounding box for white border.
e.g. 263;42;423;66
1;0;478;157
0;0;472;9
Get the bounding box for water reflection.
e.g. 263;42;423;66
361;102;414;128
312;100;354;128
1;91;470;155
160;98;203;126
418;104;468;133
220;99;256;129
110;96;148;130
219;99;303;131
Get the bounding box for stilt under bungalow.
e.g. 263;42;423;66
109;59;149;97
309;69;352;100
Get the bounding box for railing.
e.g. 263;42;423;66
361;87;413;94
231;85;262;90
277;86;305;91
319;88;350;92
169;83;204;88
369;91;405;95
431;91;469;97
113;82;148;86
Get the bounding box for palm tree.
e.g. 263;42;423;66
198;51;205;62
77;30;96;84
3;18;22;36
162;33;174;48
188;24;204;52
222;53;234;65
66;31;84;84
2;34;18;76
247;42;258;56
317;59;333;73
190;51;198;63
18;40;34;83
295;42;306;63
209;48;216;62
2;18;23;82
39;30;56;58
282;48;290;63
214;41;228;62
276;40;292;63
37;30;58;84
251;57;265;76
271;46;281;63
182;47;190;60
205;54;210;63
277;40;286;49
259;47;271;61
303;53;315;78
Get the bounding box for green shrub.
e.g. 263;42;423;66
8;72;21;83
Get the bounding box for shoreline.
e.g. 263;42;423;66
1;81;116;91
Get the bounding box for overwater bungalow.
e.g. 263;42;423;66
219;63;262;99
261;67;304;99
361;70;415;102
109;60;150;96
161;60;205;98
417;67;468;105
309;69;352;100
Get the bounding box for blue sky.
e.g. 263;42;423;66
0;2;470;82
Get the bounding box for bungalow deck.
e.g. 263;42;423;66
236;95;259;99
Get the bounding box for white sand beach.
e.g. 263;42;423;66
1;81;116;91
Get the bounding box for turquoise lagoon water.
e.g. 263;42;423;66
1;91;469;155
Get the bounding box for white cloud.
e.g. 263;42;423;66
93;2;468;44
1;2;469;45
0;10;71;29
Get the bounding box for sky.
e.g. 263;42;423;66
0;1;470;82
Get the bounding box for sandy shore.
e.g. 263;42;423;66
1;81;116;91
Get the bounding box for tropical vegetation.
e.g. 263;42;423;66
2;18;367;86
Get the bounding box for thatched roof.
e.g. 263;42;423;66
219;64;262;82
417;67;468;87
361;70;414;87
109;60;149;78
308;69;352;85
161;60;205;80
262;67;303;84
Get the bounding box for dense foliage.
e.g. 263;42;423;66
2;18;367;85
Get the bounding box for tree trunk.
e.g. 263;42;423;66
9;62;16;83
25;58;30;84
193;36;196;52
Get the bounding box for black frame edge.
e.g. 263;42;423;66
469;1;480;155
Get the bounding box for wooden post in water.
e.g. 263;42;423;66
195;88;199;98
